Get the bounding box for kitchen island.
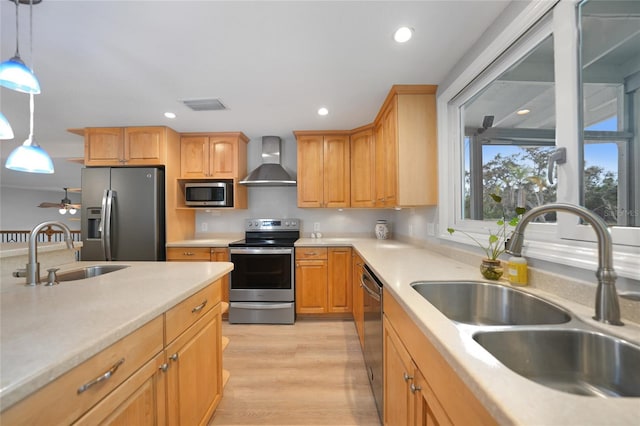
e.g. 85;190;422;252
0;247;232;424
296;237;640;425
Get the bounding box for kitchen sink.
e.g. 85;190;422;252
55;265;130;282
411;281;571;326
473;329;640;397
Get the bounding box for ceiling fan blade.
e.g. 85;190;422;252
66;187;82;193
38;202;63;208
66;203;82;209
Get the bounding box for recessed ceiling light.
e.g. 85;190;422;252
516;109;530;115
394;26;413;43
164;112;176;119
318;107;329;116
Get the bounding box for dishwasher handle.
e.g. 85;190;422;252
361;267;382;302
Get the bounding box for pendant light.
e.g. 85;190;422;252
4;0;53;174
0;0;41;94
5;92;54;173
0;112;14;139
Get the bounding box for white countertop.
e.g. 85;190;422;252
305;238;640;425
2;238;638;423
0;260;232;411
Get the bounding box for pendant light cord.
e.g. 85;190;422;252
13;0;20;56
28;0;35;143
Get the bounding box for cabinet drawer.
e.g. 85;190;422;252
1;316;164;426
167;247;211;261
296;247;328;260
165;280;221;343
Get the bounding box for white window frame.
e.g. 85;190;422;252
438;0;639;280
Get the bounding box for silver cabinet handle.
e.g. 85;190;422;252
191;300;208;313
403;372;413;382
183;252;195;256
410;383;422;393
170;353;179;362
77;358;125;394
159;363;169;372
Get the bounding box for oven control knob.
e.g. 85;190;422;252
254;221;259;227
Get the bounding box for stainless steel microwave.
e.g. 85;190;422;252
184;181;233;207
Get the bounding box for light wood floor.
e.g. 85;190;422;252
209;319;381;426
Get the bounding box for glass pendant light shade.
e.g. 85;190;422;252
0;56;41;94
0;112;14;139
5;137;54;174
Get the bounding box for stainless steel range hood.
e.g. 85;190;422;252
240;136;296;186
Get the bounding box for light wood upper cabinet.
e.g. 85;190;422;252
295;132;350;208
375;86;438;207
180;133;248;178
350;127;376;208
84;126;170;166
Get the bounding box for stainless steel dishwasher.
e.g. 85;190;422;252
362;264;383;421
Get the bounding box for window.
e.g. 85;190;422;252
439;0;639;280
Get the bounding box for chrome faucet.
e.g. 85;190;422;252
506;203;623;326
24;221;75;286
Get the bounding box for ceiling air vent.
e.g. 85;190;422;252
182;98;227;111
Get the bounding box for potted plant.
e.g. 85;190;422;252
447;194;525;280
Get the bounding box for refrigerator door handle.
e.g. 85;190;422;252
104;190;116;261
99;190;108;260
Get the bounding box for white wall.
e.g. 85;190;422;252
0;187;81;230
196;186;394;238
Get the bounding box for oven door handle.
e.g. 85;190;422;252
231;302;293;310
230;248;293;255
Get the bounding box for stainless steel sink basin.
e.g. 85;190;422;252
411;281;571;325
55;265;130;282
473;329;640;397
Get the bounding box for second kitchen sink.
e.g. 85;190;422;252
473;329;640;397
55;265;130;282
411;281;571;325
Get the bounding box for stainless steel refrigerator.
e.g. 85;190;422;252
81;167;165;261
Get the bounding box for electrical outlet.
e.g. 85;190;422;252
409;224;414;236
427;223;435;236
313;222;320;232
201;222;208;232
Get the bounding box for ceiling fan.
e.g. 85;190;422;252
38;187;81;215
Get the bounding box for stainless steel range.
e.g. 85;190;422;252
228;218;300;324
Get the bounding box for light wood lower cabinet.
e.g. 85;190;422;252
73;352;167;426
384;288;496;426
295;247;352;314
166;305;222;426
167;247;230;306
351;251;365;349
1;280;225;426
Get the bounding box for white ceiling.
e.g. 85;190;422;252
0;0;510;191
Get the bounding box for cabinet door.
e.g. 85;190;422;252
73;352;166;426
210;248;230;305
380;102;397;207
181;136;210;178
85;127;124;165
383;316;414;426
297;135;325;207
328;247;352;313
374;123;386;207
350;129;376;208
352;252;364;349
295;259;328;313
323;135;350;208
125;127;165;165
166;305;222;426
412;369;453;426
209;137;237;178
